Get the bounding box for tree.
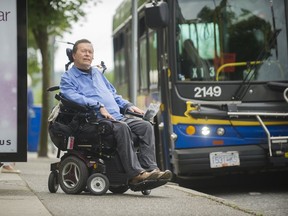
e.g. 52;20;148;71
28;0;101;157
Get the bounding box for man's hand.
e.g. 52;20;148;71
100;107;115;120
128;106;145;115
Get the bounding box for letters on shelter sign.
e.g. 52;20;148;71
0;10;11;21
0;140;11;145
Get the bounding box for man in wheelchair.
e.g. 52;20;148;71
59;39;172;186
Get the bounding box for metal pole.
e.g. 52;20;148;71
131;0;138;104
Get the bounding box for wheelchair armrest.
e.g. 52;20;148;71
56;93;92;112
123;108;156;124
125;110;143;118
120;103;144;118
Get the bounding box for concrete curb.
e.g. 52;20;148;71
166;183;261;216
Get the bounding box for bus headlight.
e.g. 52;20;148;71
201;126;210;136
216;127;225;136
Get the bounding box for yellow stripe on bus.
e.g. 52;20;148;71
170;115;288;126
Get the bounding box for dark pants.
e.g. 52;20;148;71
112;117;158;179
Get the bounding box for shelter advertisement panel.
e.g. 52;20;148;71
0;0;27;161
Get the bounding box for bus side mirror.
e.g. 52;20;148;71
145;1;169;29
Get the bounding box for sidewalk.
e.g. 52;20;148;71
0;170;52;216
0;153;259;216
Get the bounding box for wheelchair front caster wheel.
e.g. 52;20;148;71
48;170;59;193
87;173;109;195
141;189;151;195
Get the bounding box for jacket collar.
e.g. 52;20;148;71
70;65;94;78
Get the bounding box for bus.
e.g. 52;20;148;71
112;0;288;178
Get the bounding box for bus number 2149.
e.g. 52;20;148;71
194;86;222;98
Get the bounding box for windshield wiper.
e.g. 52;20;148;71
232;1;281;101
270;0;278;59
232;28;281;101
232;29;281;100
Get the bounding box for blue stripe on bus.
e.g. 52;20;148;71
173;124;288;149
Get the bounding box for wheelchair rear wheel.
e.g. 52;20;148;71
59;156;89;194
87;173;109;195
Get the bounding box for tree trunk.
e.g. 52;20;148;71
34;30;51;157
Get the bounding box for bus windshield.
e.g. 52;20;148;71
176;0;288;82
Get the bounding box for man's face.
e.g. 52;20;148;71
73;42;94;70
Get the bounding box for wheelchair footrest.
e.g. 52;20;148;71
129;179;168;191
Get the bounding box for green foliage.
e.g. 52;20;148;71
28;0;101;37
27;48;41;83
105;71;114;83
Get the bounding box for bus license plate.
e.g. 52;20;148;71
209;151;240;168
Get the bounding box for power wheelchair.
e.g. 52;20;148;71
47;53;167;196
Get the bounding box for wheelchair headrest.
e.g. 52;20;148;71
66;48;74;63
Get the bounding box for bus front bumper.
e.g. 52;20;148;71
173;145;288;177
